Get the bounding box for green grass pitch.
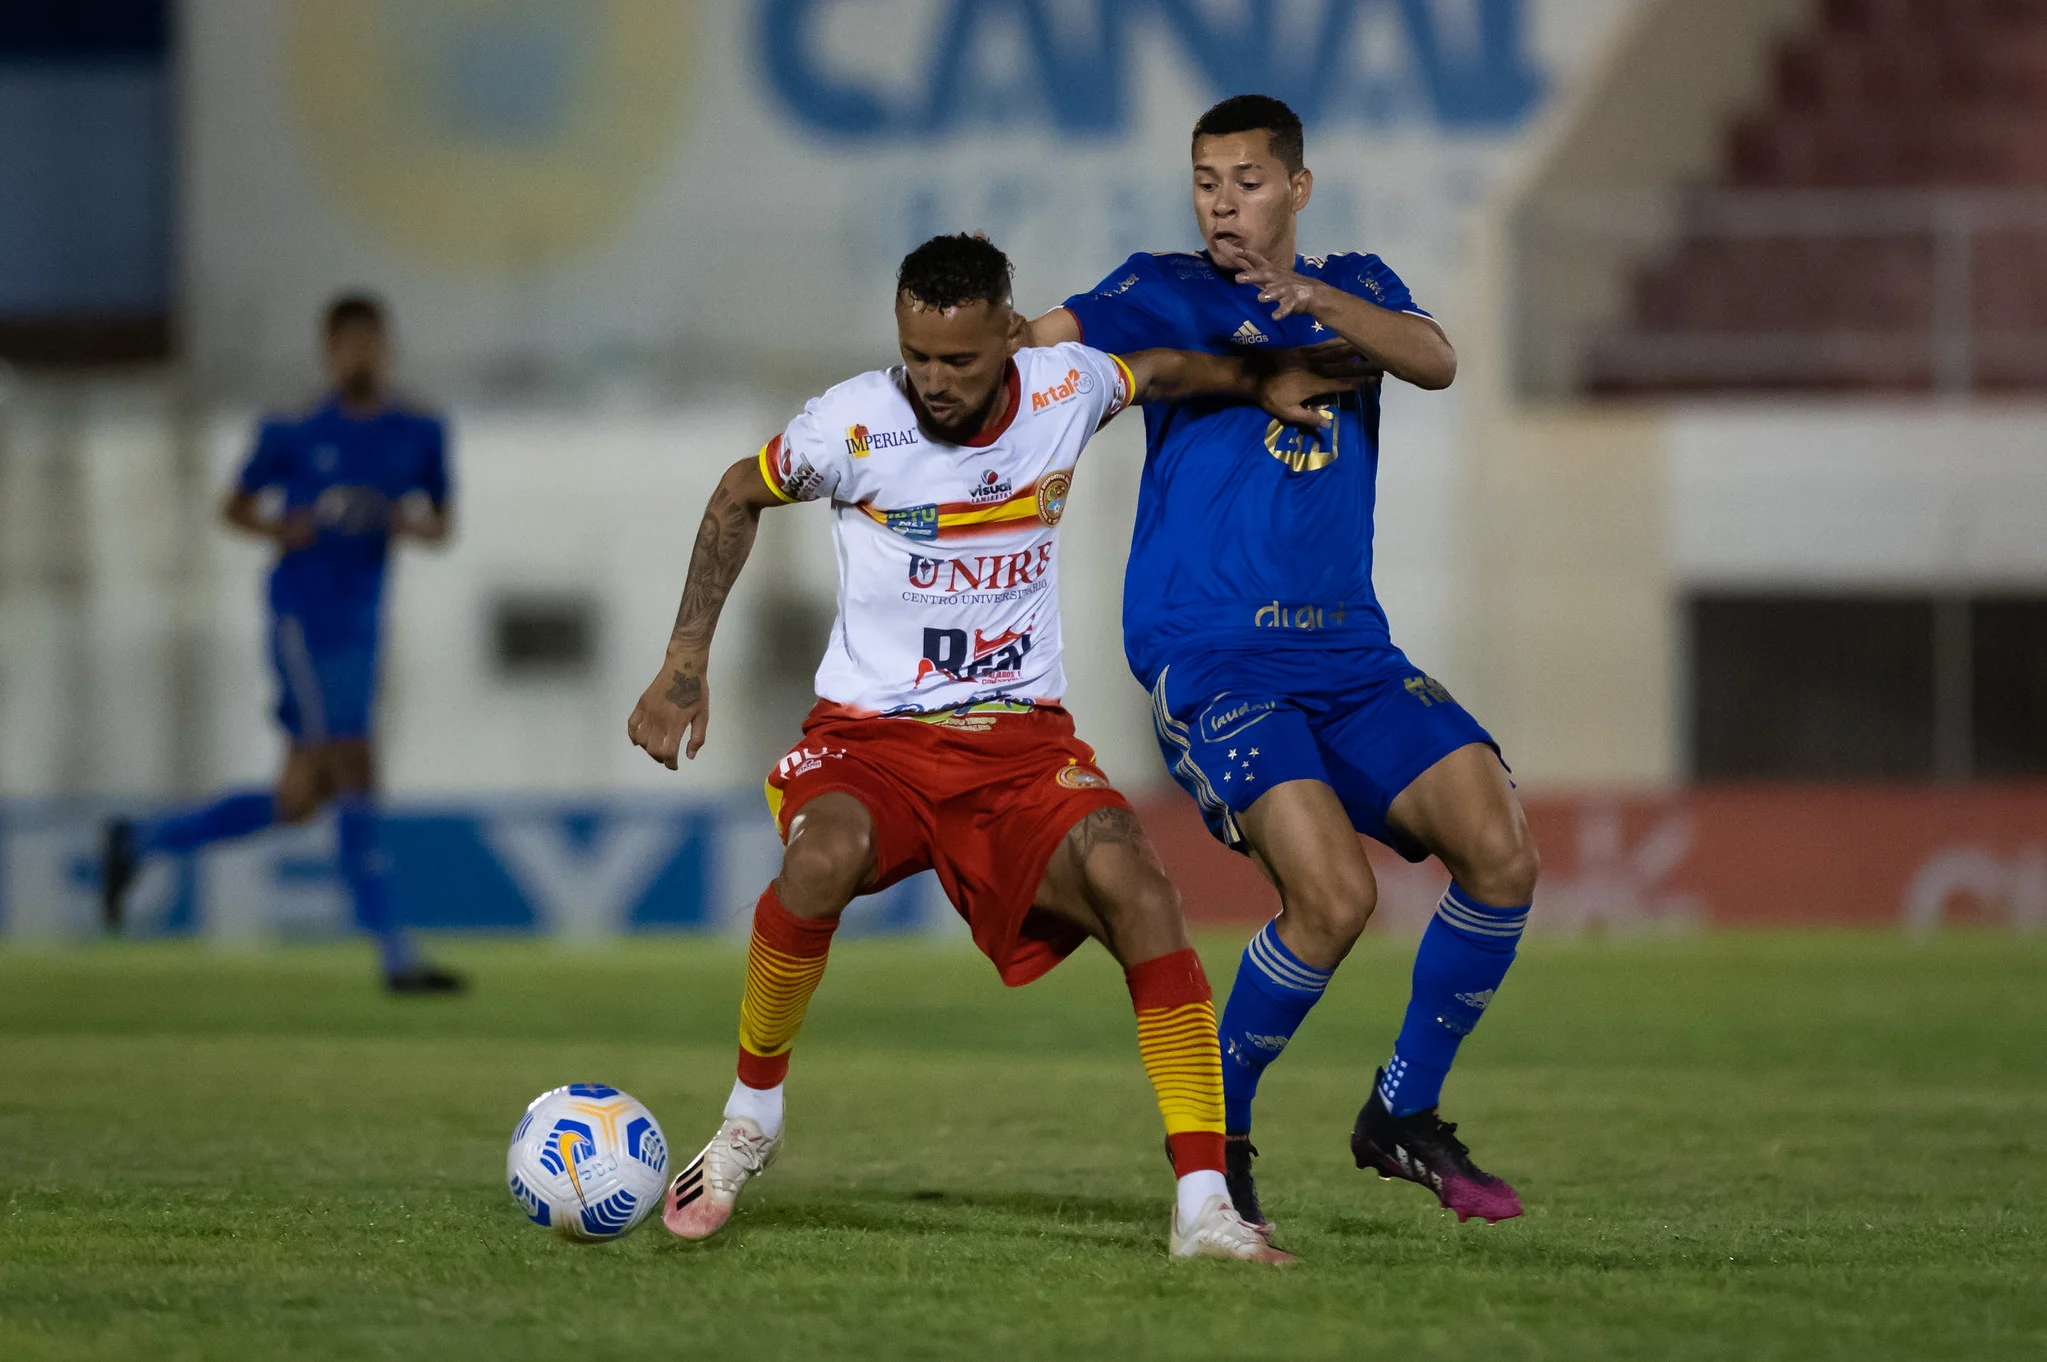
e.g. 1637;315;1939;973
2;931;2043;1360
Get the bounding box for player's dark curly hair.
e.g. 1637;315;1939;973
324;291;387;335
1193;94;1304;174
896;233;1014;311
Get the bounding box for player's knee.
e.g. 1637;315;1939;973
1460;820;1540;906
779;817;872;906
1106;870;1183;933
1286;858;1377;943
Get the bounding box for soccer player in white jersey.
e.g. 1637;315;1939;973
626;234;1335;1262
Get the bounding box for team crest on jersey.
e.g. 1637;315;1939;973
1264;406;1338;473
884;504;940;540
1036;471;1071;526
968;470;1012;503
1055;763;1109;790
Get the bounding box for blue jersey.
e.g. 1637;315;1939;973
237;397;449;640
1061;249;1430;686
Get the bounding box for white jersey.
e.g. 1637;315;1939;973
760;343;1134;715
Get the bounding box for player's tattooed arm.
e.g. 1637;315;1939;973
627;456;784;769
1230;247;1457;391
1119;348;1335;430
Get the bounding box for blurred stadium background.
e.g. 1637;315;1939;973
2;0;2044;947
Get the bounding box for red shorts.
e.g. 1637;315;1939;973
765;701;1128;986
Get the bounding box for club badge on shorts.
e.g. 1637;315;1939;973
1056;761;1109;790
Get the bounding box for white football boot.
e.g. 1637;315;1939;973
1169;1193;1300;1264
662;1116;780;1240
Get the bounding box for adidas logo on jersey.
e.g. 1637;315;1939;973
1232;320;1268;345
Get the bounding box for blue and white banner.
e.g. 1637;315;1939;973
182;0;1623;391
0;797;945;942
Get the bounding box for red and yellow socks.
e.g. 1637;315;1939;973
1126;948;1228;1180
735;885;839;1090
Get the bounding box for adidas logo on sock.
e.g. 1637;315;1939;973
1453;989;1496;1010
1232;319;1268;344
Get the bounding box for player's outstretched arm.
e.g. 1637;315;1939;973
1231;247;1456;391
627;456;784;769
1120;349;1336;430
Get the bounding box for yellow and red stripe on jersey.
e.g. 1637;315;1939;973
758;434;797;503
856;473;1059;541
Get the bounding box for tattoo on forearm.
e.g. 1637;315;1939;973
669;484;756;652
664;670;701;706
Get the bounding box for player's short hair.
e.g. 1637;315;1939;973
896;234;1014;312
1192;94;1305;174
323;292;387;337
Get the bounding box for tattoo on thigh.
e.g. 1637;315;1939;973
1067;806;1150;864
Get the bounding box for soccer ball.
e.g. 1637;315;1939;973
506;1084;668;1242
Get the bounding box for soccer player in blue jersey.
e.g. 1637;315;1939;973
102;295;463;994
1027;95;1538;1234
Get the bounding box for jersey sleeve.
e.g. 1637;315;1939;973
237;419;297;496
1059;254;1184;353
757;401;849;505
1049;342;1135;430
414;417;451;508
1331;253;1432;319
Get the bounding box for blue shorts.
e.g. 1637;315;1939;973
270;613;378;743
1147;647;1498;862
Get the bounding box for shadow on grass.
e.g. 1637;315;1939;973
653;1186;1162;1253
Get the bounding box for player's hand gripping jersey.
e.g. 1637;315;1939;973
759;342;1133;715
1062;251;1431;685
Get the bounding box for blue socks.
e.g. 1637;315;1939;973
337;797;416;978
1217;920;1332;1132
1379;883;1528;1117
138;791;276;856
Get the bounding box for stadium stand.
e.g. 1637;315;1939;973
1587;0;2047;393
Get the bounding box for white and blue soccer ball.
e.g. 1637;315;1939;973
506;1085;668;1242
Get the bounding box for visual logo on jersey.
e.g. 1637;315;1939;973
884;504;940;540
914;624;1034;687
1099;273;1140;298
1030;367;1095;413
845;423;916;458
904;544;1053;600
968;469;1012;503
1036;471;1071;526
1055;763;1109;790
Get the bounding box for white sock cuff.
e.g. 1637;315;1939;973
1176;1168;1229;1226
724;1077;785;1139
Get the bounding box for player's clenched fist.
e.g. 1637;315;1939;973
628;658;709;768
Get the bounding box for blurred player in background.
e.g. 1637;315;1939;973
628;234;1335;1262
1029;95;1539;1233
102;295;463;995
